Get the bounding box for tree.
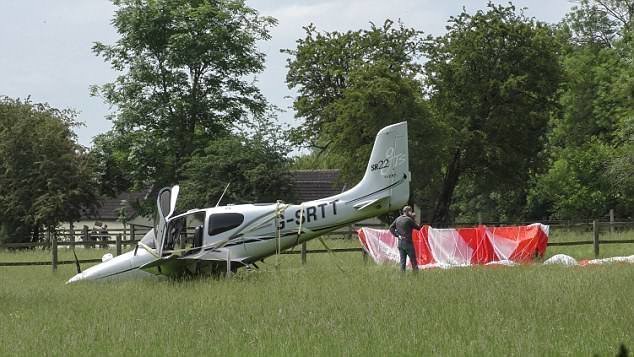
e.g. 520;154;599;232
562;0;633;47
92;0;277;190
0;97;98;243
89;131;134;197
283;20;424;149
422;3;562;225
528;0;634;220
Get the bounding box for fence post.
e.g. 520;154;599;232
69;222;75;244
593;220;600;258
226;249;232;278
301;242;307;265
609;209;614;234
50;228;58;272
130;224;136;242
116;234;122;256
82;225;89;248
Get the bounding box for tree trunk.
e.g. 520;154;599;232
432;149;462;227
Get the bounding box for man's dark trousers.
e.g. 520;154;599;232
398;239;418;272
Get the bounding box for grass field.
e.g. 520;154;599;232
1;233;634;356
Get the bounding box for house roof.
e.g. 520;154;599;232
289;169;344;202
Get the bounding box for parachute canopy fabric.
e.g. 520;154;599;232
357;224;549;269
543;254;634;266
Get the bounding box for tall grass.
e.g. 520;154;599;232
1;236;633;356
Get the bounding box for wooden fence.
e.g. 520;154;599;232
1;220;633;270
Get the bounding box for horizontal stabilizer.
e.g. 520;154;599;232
352;196;390;211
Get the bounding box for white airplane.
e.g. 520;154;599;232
67;122;410;283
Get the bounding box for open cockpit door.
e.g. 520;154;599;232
155;185;179;256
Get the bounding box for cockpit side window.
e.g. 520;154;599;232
208;213;244;236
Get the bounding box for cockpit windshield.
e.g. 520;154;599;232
140;229;156;249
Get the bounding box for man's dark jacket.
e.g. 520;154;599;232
389;215;420;243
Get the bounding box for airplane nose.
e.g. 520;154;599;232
66;272;85;284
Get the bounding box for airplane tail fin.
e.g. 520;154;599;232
344;122;410;212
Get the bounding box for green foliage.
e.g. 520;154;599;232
534;44;624;219
283;20;424;148
609;114;634;213
534;1;634;219
561;0;633;47
88;131;134;197
528;141;616;219
0;97;98;243
551;46;622;147
290;150;346;171
451;178;530;223
606;27;634;217
92;0;277;189
422;3;562;224
178;120;293;209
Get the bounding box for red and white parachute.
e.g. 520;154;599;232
357;224;549;269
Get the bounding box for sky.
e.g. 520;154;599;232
0;0;576;147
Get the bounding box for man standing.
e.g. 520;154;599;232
389;205;420;272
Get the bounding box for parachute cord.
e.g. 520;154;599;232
138;242;161;259
318;236;346;273
273;200;291;269
71;244;81;274
286;203;305;255
296;203;305;244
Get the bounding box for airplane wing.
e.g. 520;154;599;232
139;255;191;277
139;254;243;277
